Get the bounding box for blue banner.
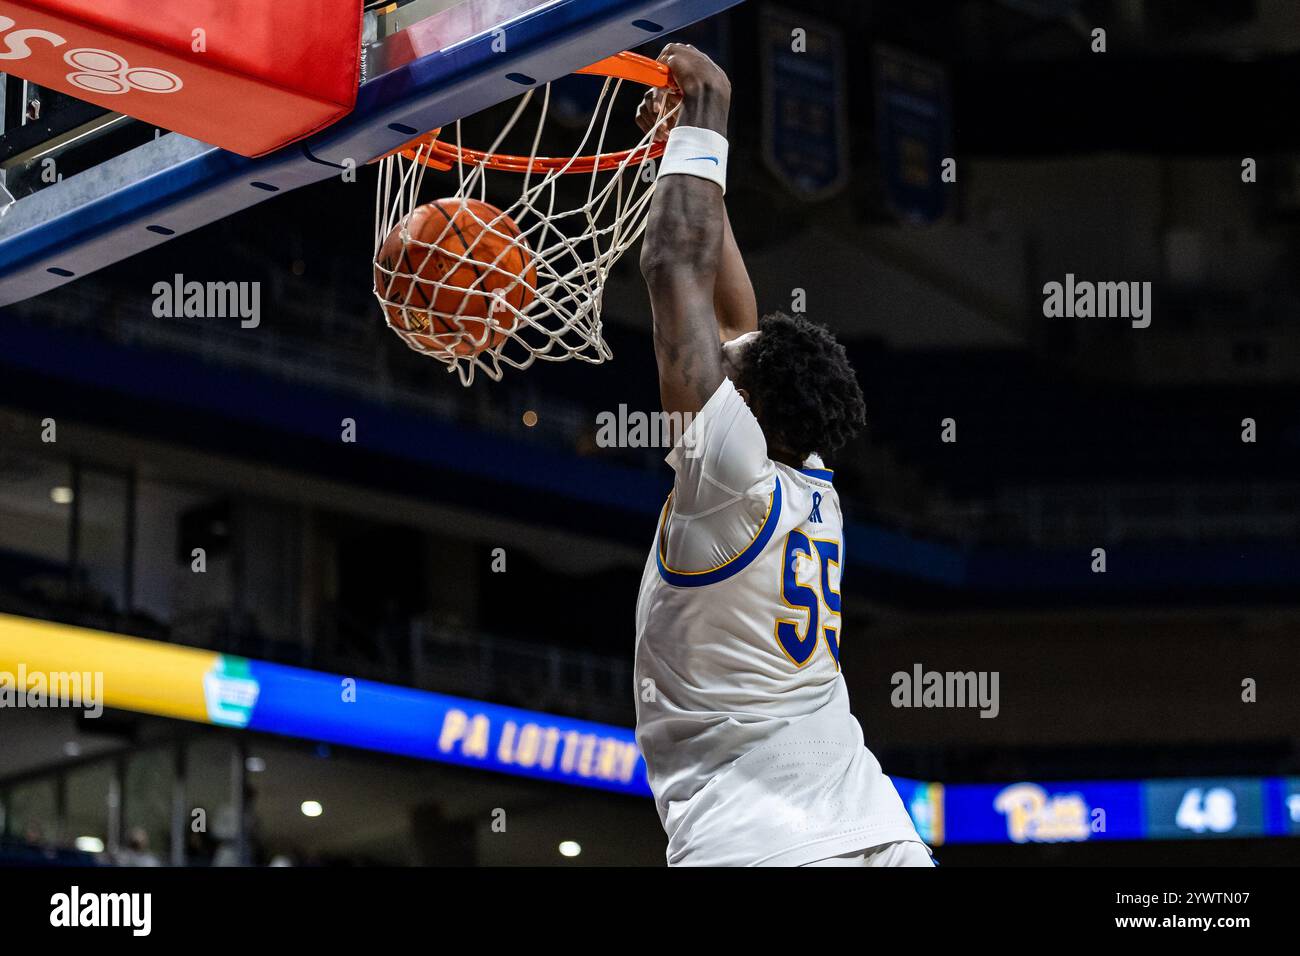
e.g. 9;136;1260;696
873;45;952;223
761;5;848;200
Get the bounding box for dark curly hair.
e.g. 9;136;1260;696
732;312;867;462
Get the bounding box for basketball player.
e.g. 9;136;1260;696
632;44;932;866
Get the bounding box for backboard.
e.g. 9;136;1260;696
0;0;740;307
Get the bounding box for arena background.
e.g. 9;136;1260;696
2;0;1299;867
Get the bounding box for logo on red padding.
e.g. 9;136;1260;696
64;48;182;95
0;17;182;95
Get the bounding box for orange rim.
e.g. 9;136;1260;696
389;51;674;174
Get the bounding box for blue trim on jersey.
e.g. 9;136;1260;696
655;477;784;587
800;467;834;482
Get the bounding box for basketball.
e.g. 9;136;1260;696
374;198;536;357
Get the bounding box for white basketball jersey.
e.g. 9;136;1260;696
634;378;923;866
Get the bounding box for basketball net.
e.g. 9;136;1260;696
373;75;677;386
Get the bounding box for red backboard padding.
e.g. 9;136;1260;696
0;0;362;156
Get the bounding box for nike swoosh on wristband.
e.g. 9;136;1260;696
685;156;720;165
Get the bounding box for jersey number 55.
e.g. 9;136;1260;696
774;530;841;668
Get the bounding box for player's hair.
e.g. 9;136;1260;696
733;311;867;461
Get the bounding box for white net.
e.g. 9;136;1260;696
373;74;676;386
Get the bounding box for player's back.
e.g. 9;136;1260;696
635;457;847;796
633;378;921;866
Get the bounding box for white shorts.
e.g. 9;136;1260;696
801;840;935;867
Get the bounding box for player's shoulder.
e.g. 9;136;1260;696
668;377;771;492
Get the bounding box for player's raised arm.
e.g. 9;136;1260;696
637;83;757;344
639;45;733;418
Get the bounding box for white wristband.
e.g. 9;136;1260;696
657;125;728;194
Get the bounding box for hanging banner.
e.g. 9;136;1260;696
873;45;952;223
760;4;848;201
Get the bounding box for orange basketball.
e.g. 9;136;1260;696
374;198;536;357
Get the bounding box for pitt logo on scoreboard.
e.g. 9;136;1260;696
994;783;1091;843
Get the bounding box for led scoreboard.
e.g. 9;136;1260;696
2;612;1298;846
923;776;1300;845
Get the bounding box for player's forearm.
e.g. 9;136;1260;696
641;174;726;415
639;44;732;417
671;85;753;339
640;173;725;282
639;83;729;280
714;209;758;341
